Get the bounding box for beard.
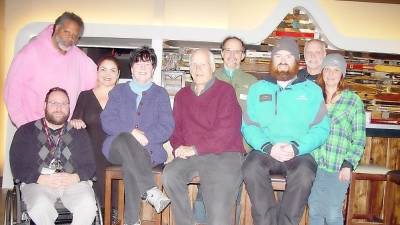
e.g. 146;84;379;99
55;35;73;52
45;110;69;126
270;62;299;81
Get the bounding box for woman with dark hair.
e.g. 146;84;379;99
71;55;120;206
101;46;174;225
308;53;366;225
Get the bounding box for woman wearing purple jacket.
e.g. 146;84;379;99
101;47;174;225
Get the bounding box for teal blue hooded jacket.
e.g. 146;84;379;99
242;76;330;155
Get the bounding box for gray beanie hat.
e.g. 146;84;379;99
272;37;300;60
321;53;347;76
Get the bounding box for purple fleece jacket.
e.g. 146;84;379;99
101;82;174;166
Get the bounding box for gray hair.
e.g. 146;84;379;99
189;48;216;72
53;12;84;37
304;39;326;53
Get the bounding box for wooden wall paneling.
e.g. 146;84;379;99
387;138;400;170
372;138;389;220
370;137;388;166
352;137;372;218
388;138;400;225
361;137;373;164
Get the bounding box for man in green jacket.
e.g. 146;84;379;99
242;37;330;225
215;36;257;152
215;36;257;110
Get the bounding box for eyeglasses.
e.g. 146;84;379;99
47;101;70;107
223;49;244;55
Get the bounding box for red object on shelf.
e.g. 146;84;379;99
347;63;375;70
371;118;400;125
275;31;314;38
375;93;400;102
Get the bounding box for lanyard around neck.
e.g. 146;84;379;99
41;118;65;158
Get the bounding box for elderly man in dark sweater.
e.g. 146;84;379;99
163;48;245;225
10;87;97;225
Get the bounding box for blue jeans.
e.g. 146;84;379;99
308;169;349;225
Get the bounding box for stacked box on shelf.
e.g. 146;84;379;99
162;42;223;91
342;53;400;123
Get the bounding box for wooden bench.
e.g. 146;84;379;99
104;167;308;225
104;166;164;225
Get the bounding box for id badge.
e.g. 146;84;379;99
41;167;55;175
51;159;64;173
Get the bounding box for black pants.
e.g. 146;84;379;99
108;133;156;224
242;150;317;225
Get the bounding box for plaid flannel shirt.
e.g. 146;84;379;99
312;90;366;172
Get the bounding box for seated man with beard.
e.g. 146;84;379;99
9;87;97;225
241;37;330;225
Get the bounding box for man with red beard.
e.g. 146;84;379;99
9;87;97;225
241;37;330;225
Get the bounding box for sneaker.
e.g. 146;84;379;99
145;187;170;213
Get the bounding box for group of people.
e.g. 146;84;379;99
4;11;366;225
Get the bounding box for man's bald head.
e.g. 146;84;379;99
189;48;215;86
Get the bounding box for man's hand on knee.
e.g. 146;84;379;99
175;145;196;159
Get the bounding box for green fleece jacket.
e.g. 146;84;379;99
242;76;330;155
214;68;257;110
215;67;257;151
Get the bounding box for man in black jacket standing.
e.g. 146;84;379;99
10;87;97;225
